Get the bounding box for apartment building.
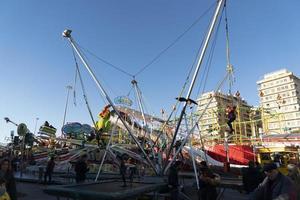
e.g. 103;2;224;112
196;91;252;142
257;69;300;133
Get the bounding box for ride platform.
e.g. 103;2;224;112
43;180;166;200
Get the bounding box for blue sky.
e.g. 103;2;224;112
1;0;300;142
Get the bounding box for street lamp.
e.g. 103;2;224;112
4;117;10;123
34;117;39;135
4;117;18;126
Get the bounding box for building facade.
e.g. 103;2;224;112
196;91;252;143
257;69;300;134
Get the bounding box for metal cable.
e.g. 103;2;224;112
134;1;218;77
75;42;134;78
71;47;97;126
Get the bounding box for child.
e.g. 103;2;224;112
0;177;10;200
226;105;236;134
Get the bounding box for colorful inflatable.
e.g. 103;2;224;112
62;122;94;140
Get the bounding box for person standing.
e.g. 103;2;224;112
242;161;264;194
250;162;296;200
44;157;55;184
119;158;127;187
75;154;89;183
0;176;11;200
0;159;17;200
287;164;300;200
198;161;220;200
168;161;181;200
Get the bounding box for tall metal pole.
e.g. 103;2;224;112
62;30;158;175
165;0;225;166
62;85;72;136
164;71;230;173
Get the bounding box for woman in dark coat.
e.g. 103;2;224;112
0;159;17;200
242;161;264;193
44;157;55;184
75;155;89;183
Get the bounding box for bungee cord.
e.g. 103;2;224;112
71;47;97;126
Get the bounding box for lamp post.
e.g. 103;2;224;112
34;117;39;135
276;94;286;134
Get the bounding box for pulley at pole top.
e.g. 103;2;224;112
62;29;72;38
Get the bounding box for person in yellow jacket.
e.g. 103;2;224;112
95;105;112;145
96;105;111;132
0;177;10;200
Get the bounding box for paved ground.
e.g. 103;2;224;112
15;181;250;200
14;172;250;200
17;182;59;200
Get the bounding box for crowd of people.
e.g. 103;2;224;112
167;160;221;200
248;162;298;200
166;159;300;200
0;149;299;200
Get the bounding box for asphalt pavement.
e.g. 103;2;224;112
15;181;250;200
